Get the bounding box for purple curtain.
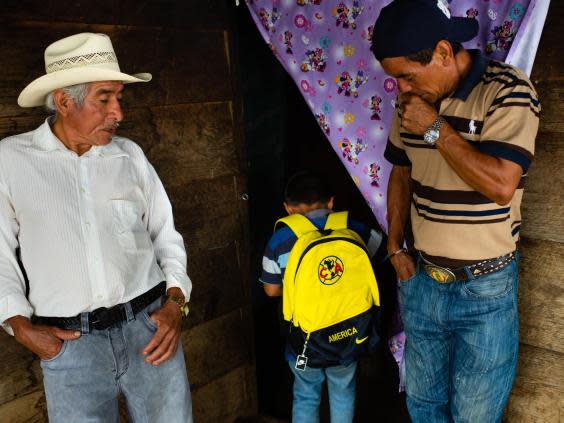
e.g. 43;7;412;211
245;0;546;230
246;0;548;388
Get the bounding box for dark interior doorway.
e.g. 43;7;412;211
237;6;410;422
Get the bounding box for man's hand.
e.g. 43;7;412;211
8;315;80;360
390;251;417;282
142;300;182;366
400;94;438;135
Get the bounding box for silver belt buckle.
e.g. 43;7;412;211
423;263;456;283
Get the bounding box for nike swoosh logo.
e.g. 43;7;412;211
356;336;368;344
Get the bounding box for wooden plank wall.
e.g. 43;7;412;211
0;1;257;422
504;2;564;421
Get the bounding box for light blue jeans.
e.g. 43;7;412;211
400;257;519;423
288;360;357;423
41;298;192;423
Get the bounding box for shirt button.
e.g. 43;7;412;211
95;294;103;300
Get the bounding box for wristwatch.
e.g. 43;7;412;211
423;116;446;145
167;295;190;318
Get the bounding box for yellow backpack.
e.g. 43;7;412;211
276;211;380;369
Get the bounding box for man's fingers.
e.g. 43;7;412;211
143;328;166;356
51;327;81;340
391;253;416;280
152;344;178;366
141;303;182;365
40;340;64;360
145;332;174;364
152;334;180;366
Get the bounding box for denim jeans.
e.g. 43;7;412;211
400;257;519;423
288;360;357;423
41;298;193;423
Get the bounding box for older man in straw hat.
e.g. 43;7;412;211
0;33;193;422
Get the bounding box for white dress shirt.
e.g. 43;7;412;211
0;118;192;333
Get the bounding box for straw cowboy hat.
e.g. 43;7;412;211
18;32;152;107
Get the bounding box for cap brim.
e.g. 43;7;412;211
18;68;152;107
449;17;479;43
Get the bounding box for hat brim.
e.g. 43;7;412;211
18;68;152;107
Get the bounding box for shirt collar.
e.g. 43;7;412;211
31;117;129;158
451;49;488;101
305;208;332;219
92;139;130;158
32;117;68;152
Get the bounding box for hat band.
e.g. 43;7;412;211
46;51;118;73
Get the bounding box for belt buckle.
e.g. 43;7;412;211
90;305;125;330
90;307;110;329
423;264;456;283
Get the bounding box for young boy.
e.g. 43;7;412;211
260;171;383;423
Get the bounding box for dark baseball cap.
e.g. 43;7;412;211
371;0;479;61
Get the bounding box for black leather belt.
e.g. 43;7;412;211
34;281;166;330
420;252;516;283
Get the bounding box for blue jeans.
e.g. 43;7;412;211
41;298;193;423
288;360;357;423
400;257;519;423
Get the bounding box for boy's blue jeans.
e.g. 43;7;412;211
400;256;519;423
288;360;357;423
40;298;193;422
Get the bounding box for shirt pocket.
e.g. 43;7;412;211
110;199;151;251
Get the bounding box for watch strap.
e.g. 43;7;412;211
432;116;446;132
167;295;189;318
424;116;445;145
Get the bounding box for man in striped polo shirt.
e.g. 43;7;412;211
370;0;539;422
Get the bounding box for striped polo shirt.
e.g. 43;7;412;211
384;50;540;267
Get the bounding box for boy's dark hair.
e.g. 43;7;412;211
406;41;463;65
284;171;333;206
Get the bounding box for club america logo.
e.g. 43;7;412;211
318;256;344;285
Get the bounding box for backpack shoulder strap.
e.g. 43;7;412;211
324;211;348;230
275;214;319;237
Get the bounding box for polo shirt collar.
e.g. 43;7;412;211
452;49;488;101
32;117;129;157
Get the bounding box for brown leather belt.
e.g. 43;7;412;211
420;252;516;283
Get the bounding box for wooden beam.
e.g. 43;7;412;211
0;0;231;31
182;307;254;388
0;389;46;422
191;364;257;423
518;237;564;354
521;130;564;243
505;344;564;422
146;102;239;185
0;333;43;406
0;25;232;118
186;246;247;327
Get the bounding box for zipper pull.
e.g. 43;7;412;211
295;332;310;371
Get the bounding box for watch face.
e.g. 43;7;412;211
424;129;439;144
180;304;190;317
